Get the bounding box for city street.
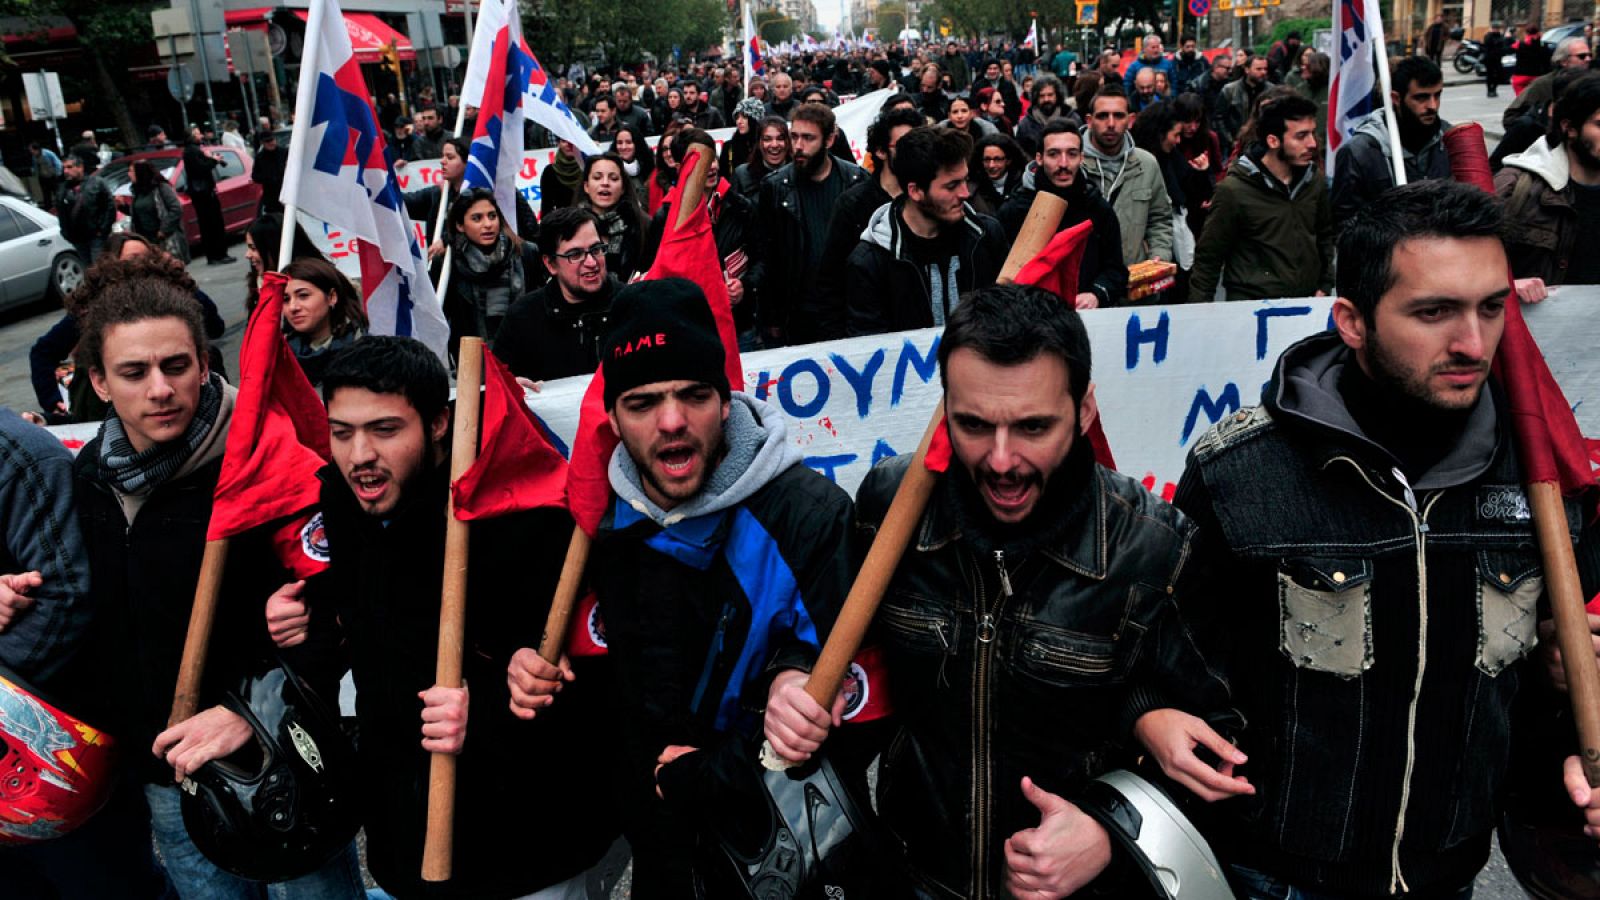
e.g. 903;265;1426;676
0;79;1556;898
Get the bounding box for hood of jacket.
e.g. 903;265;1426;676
608;392;802;527
1502;134;1570;192
1230;144;1321;200
858;193;989;257
1351;108;1452;172
1266;331;1499;490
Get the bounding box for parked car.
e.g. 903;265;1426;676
0;195;82;311
101;145;261;252
1542;21;1589;49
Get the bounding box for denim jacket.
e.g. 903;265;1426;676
1174;332;1581;896
858;444;1238;899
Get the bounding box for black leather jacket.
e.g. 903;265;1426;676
857;447;1235;899
755;158;870;341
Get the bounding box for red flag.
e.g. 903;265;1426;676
1443;122;1597;516
452;346;569;520
206;271;330;578
566;146;746;536
1492;296;1598;512
925;221;1117;472
566;591;609;656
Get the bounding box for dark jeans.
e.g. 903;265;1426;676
2;779;176;899
188;188;229;261
1230;865;1475;900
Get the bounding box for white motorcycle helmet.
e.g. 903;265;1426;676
1077;769;1237;900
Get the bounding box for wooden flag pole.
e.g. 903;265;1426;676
421;336;486;882
536;144;718;663
169;540;230;725
761;189;1069;770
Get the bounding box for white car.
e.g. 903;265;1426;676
0;195;83;312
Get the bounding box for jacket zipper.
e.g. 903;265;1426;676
969;548;1013;898
1331;458;1445;894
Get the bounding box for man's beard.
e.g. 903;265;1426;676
1367;329;1488;411
1036;101;1058;117
796;148;826;176
1570;130;1600;173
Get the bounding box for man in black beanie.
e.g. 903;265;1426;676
531;277;857;895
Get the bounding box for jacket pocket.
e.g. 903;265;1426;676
1010;624;1123;687
878;601;958;656
1277;557;1374;679
1474;550;1542;676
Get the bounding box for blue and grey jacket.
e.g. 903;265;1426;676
0;408;91;687
593;392;854;769
1174;331;1580;896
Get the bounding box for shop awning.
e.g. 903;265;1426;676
292;10;415;63
224;7;276;31
1;16;77;46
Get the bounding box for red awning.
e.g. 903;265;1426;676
224;7;275;31
1;16;77;46
293;10;415;63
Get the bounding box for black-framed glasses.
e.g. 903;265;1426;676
554;243;607;264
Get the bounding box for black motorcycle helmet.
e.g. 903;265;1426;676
179;662;360;882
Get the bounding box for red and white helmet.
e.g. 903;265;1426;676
0;667;117;844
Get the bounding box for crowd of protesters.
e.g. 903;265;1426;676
8;24;1600;900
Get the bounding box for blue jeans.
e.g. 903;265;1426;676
5;779;175;899
144;784;366;900
1230;865;1474;900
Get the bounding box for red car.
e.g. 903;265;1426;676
103;145;262;251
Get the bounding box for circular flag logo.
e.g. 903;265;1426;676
300;512;331;564
840;661;869;721
586;603;608;651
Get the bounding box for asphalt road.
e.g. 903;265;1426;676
0;80;1542;897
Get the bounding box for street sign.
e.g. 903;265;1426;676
1234;7;1265;16
1076;1;1098;25
167;64;196;102
22;72;66;119
1188;0;1212;15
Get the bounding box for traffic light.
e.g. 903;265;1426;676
380;41;402;80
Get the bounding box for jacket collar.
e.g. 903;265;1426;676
916;442;1109;580
862;194;987;257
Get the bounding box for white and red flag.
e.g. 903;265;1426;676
460;0;600;157
281;0;449;360
459;0;529;227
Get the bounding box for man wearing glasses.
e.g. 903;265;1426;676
494;207;621;383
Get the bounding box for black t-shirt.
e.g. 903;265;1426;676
794;162;845;284
1565;181;1600;284
899;223;970;326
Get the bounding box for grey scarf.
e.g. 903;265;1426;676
452;231;524;324
98;370;224;495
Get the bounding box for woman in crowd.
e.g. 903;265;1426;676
1131;101;1196;286
747;78;769;105
722;97;768;176
655;87;685;133
940;94;999;138
732;116;790;201
1173;92;1224;240
578;153;646;282
1154;70;1173;102
243;212;324;311
612;122;655;210
1288;50;1331;147
647;120;684;214
126;160;184;259
968;132;1027;217
444;188;540;352
975;86;1014;135
540;139;584;212
280;256;368;387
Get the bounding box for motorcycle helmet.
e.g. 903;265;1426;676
0;665;117;844
1078;769;1237;900
179;662;359;881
